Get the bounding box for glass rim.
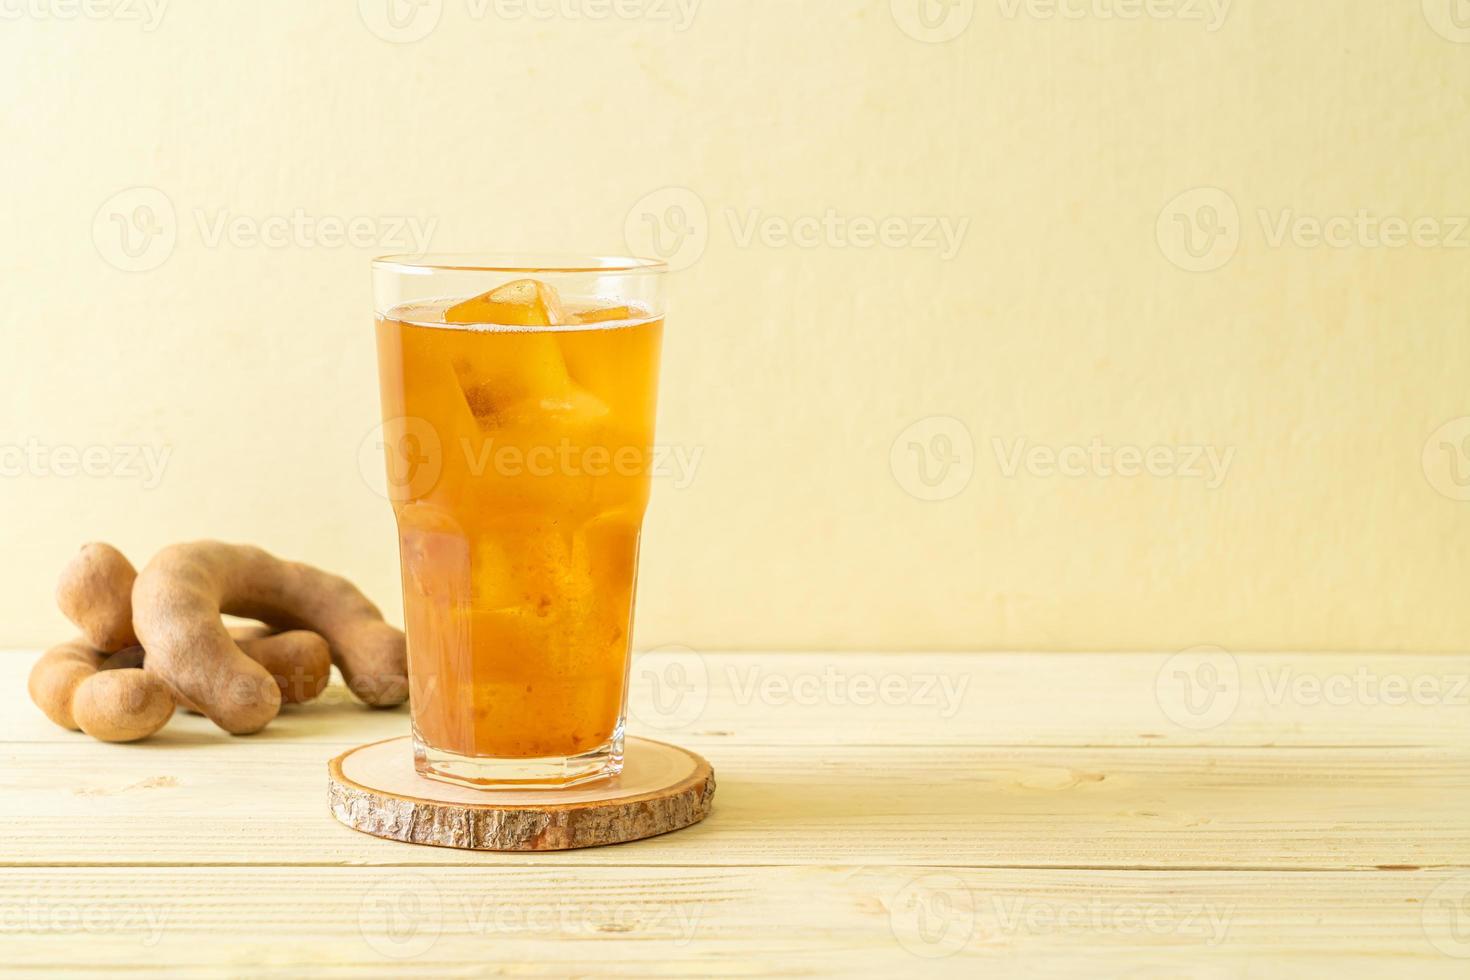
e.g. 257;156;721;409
373;253;668;275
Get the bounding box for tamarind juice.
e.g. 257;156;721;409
372;260;665;788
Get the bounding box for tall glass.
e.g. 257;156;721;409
371;255;666;788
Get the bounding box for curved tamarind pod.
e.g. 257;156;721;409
28;640;175;743
234;627;334;705
133;542;408;734
170;628;335;714
56;543;138;653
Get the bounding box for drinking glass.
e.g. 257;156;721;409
371;254;666;788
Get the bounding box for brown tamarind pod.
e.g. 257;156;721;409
55;543;138;653
169;628;335;715
28;640;174;743
133;542;408;735
234;626;334;705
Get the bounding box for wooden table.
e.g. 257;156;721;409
1;650;1467;976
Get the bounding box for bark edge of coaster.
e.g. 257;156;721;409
328;735;715;851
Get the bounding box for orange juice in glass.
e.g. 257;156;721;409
371;255;666;788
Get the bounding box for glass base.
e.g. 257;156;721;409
412;727;624;790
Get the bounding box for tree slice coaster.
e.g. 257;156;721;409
328;736;715;851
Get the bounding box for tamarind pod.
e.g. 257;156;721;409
133;542;408;735
240;630;333;704
28;640;174;743
28;641;101;730
169;628;334;714
73;667;176;743
232;626;333;705
56;543;138;653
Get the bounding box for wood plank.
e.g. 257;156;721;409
0;867;1463;978
1;650;1467;748
0;742;1464;870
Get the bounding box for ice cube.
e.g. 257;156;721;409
445;278;567;327
569;303;644;325
454;333;574;429
442;279;586;429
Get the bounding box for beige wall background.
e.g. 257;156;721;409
1;1;1467;652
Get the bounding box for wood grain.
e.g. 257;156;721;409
329;737;715;851
1;649;1466;976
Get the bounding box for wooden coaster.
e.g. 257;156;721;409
328;736;715;851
